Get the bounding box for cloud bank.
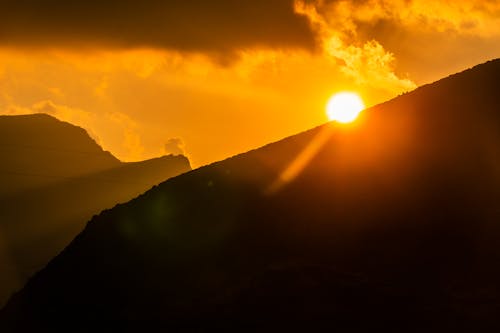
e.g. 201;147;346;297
0;0;315;53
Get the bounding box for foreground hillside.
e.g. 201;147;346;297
0;114;191;306
1;60;499;331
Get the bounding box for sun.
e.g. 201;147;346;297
326;92;365;123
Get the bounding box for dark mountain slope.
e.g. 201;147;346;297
1;60;499;331
0;115;191;307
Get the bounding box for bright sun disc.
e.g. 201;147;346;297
326;92;365;123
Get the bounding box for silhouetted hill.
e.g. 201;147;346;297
0;114;120;197
0;114;191;307
1;59;499;332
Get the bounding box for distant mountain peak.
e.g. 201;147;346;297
0;113;116;156
0;114;191;309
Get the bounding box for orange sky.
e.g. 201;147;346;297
1;0;499;167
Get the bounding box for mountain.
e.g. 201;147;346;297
0;114;191;307
0;114;120;197
1;60;499;331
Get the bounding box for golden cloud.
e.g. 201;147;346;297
295;1;416;91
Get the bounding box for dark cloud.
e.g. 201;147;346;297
0;0;316;52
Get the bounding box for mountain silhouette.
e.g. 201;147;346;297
1;60;499;332
0;114;120;197
0;114;191;307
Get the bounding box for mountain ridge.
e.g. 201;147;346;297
0;113;120;197
0;114;191;307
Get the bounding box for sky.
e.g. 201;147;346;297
1;0;499;167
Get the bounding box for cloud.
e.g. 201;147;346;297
164;138;185;156
295;1;416;92
300;0;500;37
0;0;315;54
297;0;500;83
